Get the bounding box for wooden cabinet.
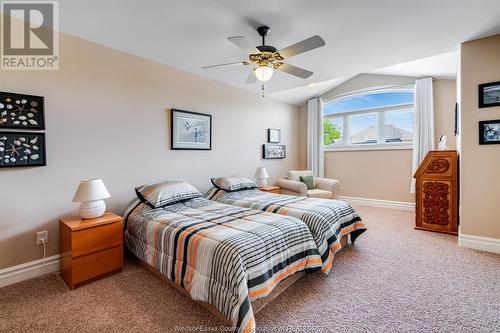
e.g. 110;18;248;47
414;150;458;235
59;212;124;289
259;186;280;194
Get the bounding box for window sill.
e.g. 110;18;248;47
324;144;413;152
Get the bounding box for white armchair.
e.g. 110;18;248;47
277;170;340;199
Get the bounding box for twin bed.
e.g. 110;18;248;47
123;178;366;332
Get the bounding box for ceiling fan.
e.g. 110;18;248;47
202;26;326;84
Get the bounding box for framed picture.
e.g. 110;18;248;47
171;109;212;150
0;92;45;130
479;119;500;145
263;143;286;159
267;128;281;143
478;81;500;108
0;132;46;167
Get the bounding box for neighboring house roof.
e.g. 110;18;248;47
351;124;412;143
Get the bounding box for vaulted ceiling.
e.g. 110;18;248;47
59;0;500;104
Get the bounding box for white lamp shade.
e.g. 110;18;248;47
72;179;111;202
255;167;269;179
254;65;273;82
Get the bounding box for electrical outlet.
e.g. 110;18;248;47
36;231;48;245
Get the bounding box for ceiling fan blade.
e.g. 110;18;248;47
277;35;325;58
228;36;260;54
276;63;313;79
245;71;257;84
202;61;246;69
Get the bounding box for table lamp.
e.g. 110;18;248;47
254;167;269;188
72;179;111;219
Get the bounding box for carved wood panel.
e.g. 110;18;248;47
422;181;450;225
426;158;450;174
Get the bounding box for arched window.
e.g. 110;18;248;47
323;87;414;149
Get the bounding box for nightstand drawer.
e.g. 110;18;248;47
72;246;123;284
71;221;123;258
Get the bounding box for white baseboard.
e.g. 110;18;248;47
0;254;60;288
339;196;415;211
458;233;500;254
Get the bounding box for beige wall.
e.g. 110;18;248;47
459;34;500;239
434;79;457;150
325;149;414;202
0;33;300;268
298;78;457;203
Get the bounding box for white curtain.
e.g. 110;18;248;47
411;78;435;193
307;98;324;177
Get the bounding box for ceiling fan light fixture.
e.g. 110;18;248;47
254;65;273;82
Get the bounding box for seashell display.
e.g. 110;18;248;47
33;145;38;150
0;142;3;146
30;101;38;107
19;137;26;142
28;119;38;125
0;103;4;108
31;154;39;160
6;105;12;109
24;149;31;154
30;137;38;144
14;140;21;145
5;98;11;102
0;147;4;152
19;116;27;120
28;113;33;117
0;137;6;140
15;100;20;104
13;121;20;125
21;99;27;104
22;121;27;125
10;157;16;162
1;111;5;116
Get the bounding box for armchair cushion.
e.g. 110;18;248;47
307;189;334;199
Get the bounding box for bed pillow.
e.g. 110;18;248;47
211;177;257;192
300;175;316;190
135;180;202;208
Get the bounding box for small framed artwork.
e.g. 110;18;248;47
0;132;46;167
171;109;212;150
267;128;281;143
478;81;500;108
263;144;286;159
479;119;500;145
0;92;45;130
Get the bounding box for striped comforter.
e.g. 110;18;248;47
205;188;366;274
124;197;323;333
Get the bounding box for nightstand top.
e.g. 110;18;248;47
60;212;123;231
259;186;280;191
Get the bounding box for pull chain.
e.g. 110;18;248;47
261;83;265;97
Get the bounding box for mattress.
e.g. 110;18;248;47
205;187;366;273
123;196;322;333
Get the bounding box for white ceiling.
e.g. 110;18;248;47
57;0;500;104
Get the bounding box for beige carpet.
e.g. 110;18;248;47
1;206;499;332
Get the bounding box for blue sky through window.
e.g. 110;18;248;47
324;91;414;115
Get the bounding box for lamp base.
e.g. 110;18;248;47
79;200;106;219
256;178;268;188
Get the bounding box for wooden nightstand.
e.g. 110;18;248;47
59;212;124;289
259;186;280;194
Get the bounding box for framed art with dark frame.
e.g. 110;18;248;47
478;81;500;108
0;92;45;130
479;119;500;145
171;109;212;150
267;128;281;143
262;143;286;159
0;132;46;167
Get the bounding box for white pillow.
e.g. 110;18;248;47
211;177;257;192
135;180;201;208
